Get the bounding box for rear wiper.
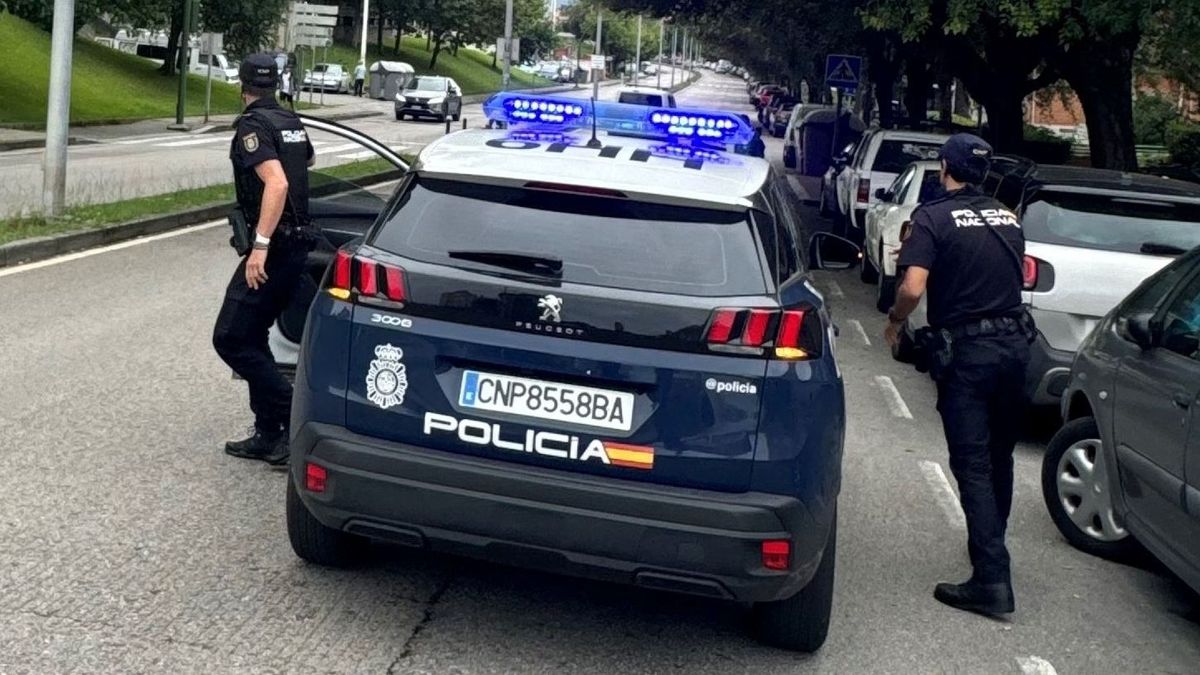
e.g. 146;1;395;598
1139;242;1189;256
447;250;563;277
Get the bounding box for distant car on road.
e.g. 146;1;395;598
395;76;463;122
782;104;833;170
617;87;678;108
860;160;942;312
303;63;351;93
1043;245;1200;596
769;101;797;138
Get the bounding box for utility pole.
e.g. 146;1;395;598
359;0;370;67
592;10;602;101
172;0;195;128
656;19;664;89
43;0;76;218
634;15;642;86
669;26;677;89
501;0;514;90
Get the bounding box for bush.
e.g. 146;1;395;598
1022;125;1073;164
1134;94;1180;146
1166;120;1200;168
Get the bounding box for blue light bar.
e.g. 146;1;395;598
482;94;755;146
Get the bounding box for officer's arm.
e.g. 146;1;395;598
253;159;289;240
893;266;928;321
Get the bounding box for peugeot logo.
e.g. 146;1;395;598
537;294;563;323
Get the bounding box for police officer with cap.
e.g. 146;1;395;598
884;133;1033;616
213;54;316;465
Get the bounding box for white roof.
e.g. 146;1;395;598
413;129;771;209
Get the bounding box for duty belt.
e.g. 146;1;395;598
945;316;1023;340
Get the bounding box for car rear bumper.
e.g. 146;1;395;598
289;422;829;603
1025;332;1073;406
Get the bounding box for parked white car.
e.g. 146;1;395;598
303;63;351;93
862;160;942;312
835;129;949;240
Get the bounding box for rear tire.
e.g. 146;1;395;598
395;112;405;121
1041;417;1141;562
287;477;368;568
818;188;832;218
859;247;879;284
752;513;836;653
876;272;897;314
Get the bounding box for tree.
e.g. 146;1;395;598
201;0;288;58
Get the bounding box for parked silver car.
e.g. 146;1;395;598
1043;245;1200;595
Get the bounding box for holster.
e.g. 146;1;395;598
906;326;954;381
228;207;253;257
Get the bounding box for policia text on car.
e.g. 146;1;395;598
212;54;317;465
884;133;1037;617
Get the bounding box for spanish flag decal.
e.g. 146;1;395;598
604;442;655;470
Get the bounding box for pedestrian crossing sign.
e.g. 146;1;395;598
825;54;862;92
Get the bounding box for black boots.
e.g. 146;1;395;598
934;579;1015;616
224;428;290;465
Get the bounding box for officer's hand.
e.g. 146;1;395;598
884;320;902;348
246;249;269;290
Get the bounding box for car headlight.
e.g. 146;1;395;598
395;94;406;102
428;97;445;106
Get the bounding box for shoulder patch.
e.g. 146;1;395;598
242;132;259;153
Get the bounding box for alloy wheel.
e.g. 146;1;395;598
1054;438;1128;542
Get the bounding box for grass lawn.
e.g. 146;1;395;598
0;156;411;246
300;36;552;96
0;12;246;126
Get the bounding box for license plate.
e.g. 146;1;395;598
459;370;634;432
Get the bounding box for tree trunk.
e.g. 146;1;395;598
980;91;1025;154
492;50;497;69
375;9;384;57
904;57;932;129
429;37;442;69
394;25;402;55
159;3;184;76
426;32;432;51
937;70;953;128
1056;37;1140;170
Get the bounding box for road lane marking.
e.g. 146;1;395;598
919;460;966;530
873;375;912;419
319;142;364;154
849;319;871;346
825;280;844;298
190;125;216;135
1017;656;1058;675
156;136;228;148
112;134;187;145
0;220;224;278
337;150;381;160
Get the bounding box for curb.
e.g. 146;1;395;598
0;170;404;270
0;137;95;152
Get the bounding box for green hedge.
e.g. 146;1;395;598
1167;120;1200;168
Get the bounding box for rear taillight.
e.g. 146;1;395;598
705;307;820;359
1023;255;1054;293
857;178;871;204
305;463;327;493
327;249;407;303
761;540;790;571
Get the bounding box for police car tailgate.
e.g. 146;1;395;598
343;280;769;493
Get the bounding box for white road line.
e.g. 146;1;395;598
319;142;364;154
190;125;216;135
112;134;186;145
825;280;844;298
918;460;967;530
849;319;871;346
0;220;224;278
873;375;912;419
337;150;381;160
156;136;228;148
1017;656;1058;675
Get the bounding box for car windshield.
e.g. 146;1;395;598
371;178;767;296
873;140;943;174
312;64;328;73
408;77;446;92
618;92;665;106
1022;192;1200;254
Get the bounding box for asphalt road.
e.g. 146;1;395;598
1;72;1198;674
0;71;682;219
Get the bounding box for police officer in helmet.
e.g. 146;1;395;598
213;54;316;465
884;133;1033;616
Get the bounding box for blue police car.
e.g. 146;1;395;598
286;95;846;652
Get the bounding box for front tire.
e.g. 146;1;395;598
287;477;368;568
1041;417;1140;561
876;272;897;313
752;513;836;653
859;246;879;284
395;111;405;121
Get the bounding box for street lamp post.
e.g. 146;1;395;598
359;0;369;67
501;0;514;90
592;10;602;101
669;27;677;89
43;0;76;217
634;15;642;86
656;19;664;89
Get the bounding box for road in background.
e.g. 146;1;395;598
0;70;684;219
0;71;1197;673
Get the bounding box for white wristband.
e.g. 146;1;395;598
254;232;271;246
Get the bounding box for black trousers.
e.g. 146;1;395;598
354;78;364;96
935;334;1031;584
212;246;307;434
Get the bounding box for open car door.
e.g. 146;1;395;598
269;116;409;370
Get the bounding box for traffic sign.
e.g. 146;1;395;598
291;2;339;15
590;54;606;70
293;14;338;27
825;54;862;92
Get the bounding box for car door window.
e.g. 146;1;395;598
1158;271;1200;359
770;182;802;279
889;166;915;202
1120;257;1198;319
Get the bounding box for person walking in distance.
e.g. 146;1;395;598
354;60;367;97
884;133;1035;616
213;54;317;465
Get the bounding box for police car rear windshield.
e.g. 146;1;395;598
372;178;767;296
1022;192;1200;254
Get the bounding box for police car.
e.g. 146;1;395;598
285;94;846;652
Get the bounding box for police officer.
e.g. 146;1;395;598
213;54;316;465
884;133;1032;616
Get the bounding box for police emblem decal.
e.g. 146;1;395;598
365;344;408;409
242;132;259;153
538;294;563;323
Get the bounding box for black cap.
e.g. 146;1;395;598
938;133;993;183
239;54;279;89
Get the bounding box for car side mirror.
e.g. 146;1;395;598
875;188;892;202
1123;311;1158;350
808;232;862;270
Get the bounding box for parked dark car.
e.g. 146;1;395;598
1043;244;1200;595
